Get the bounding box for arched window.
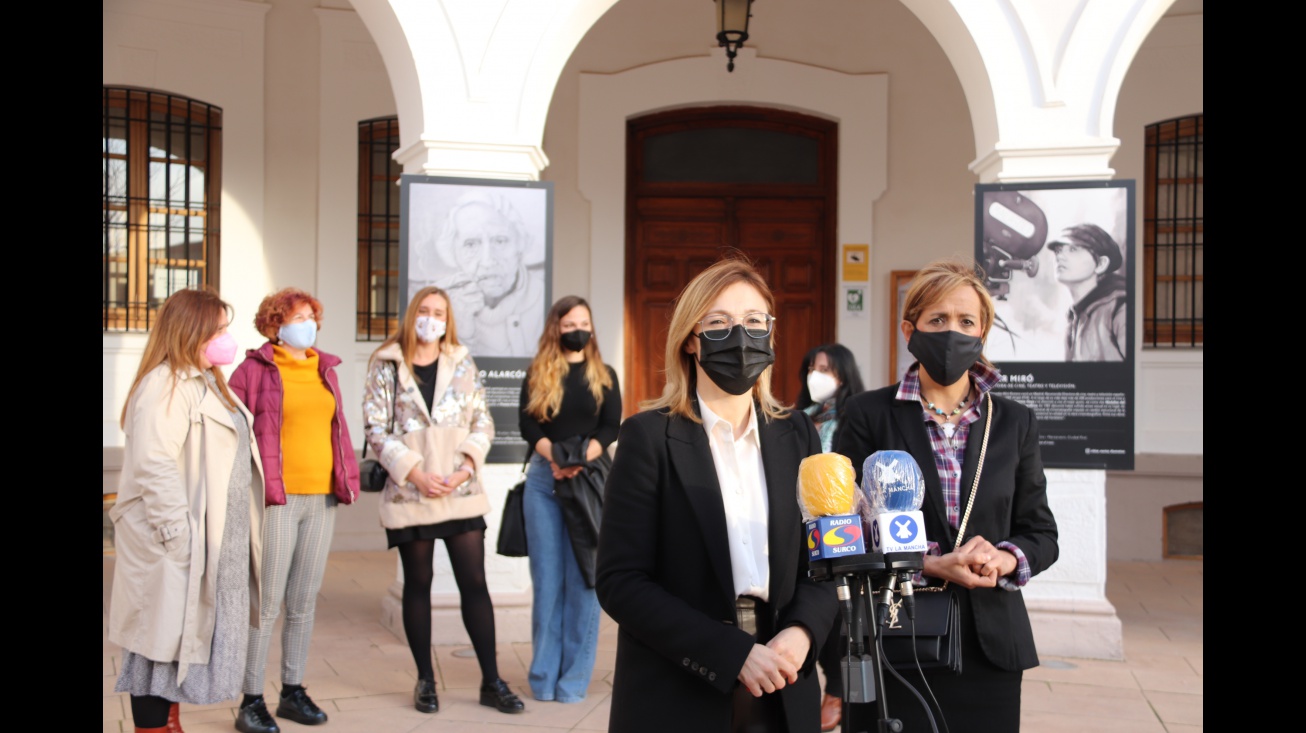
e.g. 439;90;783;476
1143;114;1202;346
356;116;401;340
102;87;222;332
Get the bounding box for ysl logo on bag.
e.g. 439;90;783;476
887;597;904;629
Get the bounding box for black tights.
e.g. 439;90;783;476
397;529;498;684
130;694;171;728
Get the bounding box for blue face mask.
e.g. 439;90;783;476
279;320;318;350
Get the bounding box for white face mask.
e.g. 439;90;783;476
807;370;839;404
415;315;447;344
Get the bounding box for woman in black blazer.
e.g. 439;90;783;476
835;259;1058;733
596;257;837;733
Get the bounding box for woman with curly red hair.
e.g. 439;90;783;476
227;287;360;733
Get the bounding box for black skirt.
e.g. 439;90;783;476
385;516;487;549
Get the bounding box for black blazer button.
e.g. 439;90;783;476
683;658;690;666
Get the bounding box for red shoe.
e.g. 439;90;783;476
820;693;842;731
167;702;184;733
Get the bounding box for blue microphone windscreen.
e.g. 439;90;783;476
861;450;925;513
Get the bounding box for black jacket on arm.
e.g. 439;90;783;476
596;403;837;733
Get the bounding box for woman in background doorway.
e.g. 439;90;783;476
794;342;864;731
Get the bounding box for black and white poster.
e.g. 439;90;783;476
975;180;1134;470
400;175;553;463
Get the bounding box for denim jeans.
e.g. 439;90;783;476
524;453;600;702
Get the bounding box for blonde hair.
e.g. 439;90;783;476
901;258;996;367
120;287;238;427
370;286;462;381
524;296;612;421
641;257;787;422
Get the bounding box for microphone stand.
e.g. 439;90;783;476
811;552;925;733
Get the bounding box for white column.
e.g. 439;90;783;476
1023;469;1123;659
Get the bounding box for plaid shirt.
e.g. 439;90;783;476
896;362;1031;589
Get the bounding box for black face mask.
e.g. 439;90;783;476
907;328;984;386
560;329;592;352
695;327;775;396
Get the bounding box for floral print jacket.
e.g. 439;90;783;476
362;342;494;529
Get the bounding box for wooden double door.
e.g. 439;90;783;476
624;107;838;413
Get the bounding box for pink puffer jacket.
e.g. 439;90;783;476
229;341;360;506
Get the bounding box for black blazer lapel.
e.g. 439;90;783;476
666;412;736;601
890;398;954;548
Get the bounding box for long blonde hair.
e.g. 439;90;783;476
641;257;787;422
370;286;462;380
525;296;612;421
120;287;238;427
901;258;996;368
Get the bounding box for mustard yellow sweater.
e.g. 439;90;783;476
274;345;334;495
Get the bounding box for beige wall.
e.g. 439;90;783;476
102;0;272;446
103;0;1202;561
544;0;978;391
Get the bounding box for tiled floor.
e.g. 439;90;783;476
103;554;1202;732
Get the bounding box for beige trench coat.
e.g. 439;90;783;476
108;364;265;684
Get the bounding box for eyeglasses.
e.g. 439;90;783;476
696;312;776;341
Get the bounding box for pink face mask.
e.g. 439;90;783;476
203;332;239;366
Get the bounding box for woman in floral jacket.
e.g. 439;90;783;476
362;286;524;716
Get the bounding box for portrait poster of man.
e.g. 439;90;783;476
400;175;554;463
974;180;1135;470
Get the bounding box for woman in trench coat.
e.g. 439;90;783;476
108;287;266;733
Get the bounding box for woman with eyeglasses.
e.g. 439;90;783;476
596;257;836;733
518;295;622;703
792;342;864;731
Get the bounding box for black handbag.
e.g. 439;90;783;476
496;456;530;558
880;392;993;675
359;362;400;493
880;588;962;673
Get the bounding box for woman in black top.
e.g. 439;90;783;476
518;295;622;703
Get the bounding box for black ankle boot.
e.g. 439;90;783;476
413;678;439;713
276;686;327;725
234;697;280;733
479;678;525;714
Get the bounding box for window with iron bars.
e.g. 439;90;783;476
357;117;401;340
103;87;222;332
1143;114;1202;347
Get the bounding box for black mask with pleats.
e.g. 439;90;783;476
695;327;775;396
907;328;984;386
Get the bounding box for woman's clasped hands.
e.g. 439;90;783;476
405;467;472;498
926;535;1018;588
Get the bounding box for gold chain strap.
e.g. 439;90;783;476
919;391;992;593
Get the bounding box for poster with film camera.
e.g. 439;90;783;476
974;181;1135;470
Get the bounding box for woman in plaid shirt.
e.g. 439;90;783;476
835;259;1059;733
